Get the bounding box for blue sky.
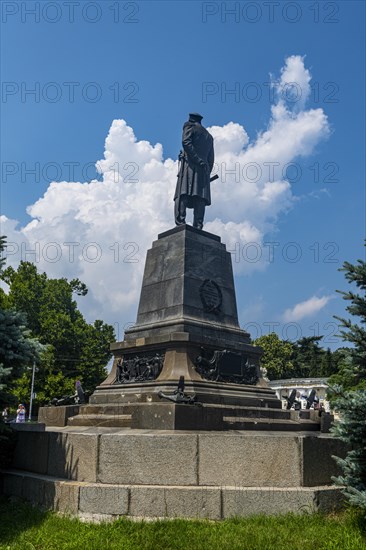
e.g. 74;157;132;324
1;0;365;349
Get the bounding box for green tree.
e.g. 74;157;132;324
0;236;9;309
0;236;10;397
332;253;366;390
10;345;75;407
331;388;366;509
1;260;115;404
319;348;336;376
0;238;42;411
330;247;366;510
328;347;355;389
254;332;293;380
77;320;115;391
255;333;347;381
1;263;46;335
290;336;325;378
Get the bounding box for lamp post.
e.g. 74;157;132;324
29;361;37;421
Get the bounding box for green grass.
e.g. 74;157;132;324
0;497;365;550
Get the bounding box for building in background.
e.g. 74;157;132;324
268;378;330;411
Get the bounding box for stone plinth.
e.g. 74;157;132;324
82;226;267;429
2;427;348;519
2;470;346;519
129;224;245;338
7;428;347;488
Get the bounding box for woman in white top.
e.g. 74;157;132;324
16;404;26;423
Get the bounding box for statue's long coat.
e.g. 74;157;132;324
174;121;214;206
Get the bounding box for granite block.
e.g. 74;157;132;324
47;432;98;482
22;475;46;505
98;433;198;485
302;436;348;486
199;434;302;487
79;484;129;515
3;472;24;498
12;431;49;474
38;405;80;427
129;485;221;519
56;481;80;514
222;487;316;517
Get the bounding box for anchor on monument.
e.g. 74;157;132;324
158;376;200;405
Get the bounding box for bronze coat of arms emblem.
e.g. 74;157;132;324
199;279;222;314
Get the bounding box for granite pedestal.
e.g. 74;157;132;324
4;226;345;518
62;225;321;431
43;224;326;432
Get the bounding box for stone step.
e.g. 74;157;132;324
207;405;293;420
80;403;293;420
223;416;320;432
72;403;318;430
67;414;131;428
2;470;345;520
89;380;283;409
79;405;133;415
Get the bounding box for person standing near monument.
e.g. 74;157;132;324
15;404;26;423
174;113;214;230
2;406;9;422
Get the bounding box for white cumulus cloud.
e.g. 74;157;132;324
272;54;312;111
282;295;333;322
1;56;330;332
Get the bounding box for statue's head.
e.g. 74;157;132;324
189;112;203;123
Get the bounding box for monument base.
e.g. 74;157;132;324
19;225;343;519
40;226;329;434
38;405;80;427
2;426;348;519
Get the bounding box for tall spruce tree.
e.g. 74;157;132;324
330;247;366;510
331;388;366;509
332;252;366;389
0;237;41;411
0;237;11;404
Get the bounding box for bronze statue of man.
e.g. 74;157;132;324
174;113;214;230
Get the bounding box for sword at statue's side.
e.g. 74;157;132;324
176;150;184;177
